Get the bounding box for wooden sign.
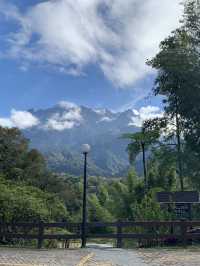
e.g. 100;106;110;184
157;191;199;203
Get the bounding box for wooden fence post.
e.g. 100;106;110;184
116;222;123;248
181;221;187;248
37;222;44;249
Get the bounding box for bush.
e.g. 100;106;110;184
0;176;69;223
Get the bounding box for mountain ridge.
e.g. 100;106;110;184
23;102;141;177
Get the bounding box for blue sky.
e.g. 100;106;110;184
0;0;183;119
0;57;156;116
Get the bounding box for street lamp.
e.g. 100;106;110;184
81;144;91;248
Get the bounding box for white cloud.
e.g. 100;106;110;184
99;116;113;122
0;109;39;129
132;109;139;116
129;105;163;127
94;108;107;115
58;101;78;109
0;0;183;87
11;109;40;129
45;107;83;131
0;118;13;128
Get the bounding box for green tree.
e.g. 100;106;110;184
135;189;171;221
88;194;114;234
105;171;141;220
122;130;159;191
143;116;184;190
147;1;200;190
147;146;176;191
0;127;50;186
0;127;28;180
98;184;109;206
0;176;68;223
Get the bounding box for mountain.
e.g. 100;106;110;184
23;102;141;177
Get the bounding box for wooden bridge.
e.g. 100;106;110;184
1;221;200;248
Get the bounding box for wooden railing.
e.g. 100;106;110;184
1;221;200;248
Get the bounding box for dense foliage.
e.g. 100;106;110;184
146;0;200;190
0;176;68;222
0;126;169;226
0;127;70;223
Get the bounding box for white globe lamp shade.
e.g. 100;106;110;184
82;144;91;154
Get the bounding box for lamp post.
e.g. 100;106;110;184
81;144;90;248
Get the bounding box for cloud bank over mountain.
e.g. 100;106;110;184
129;106;163;127
0;102;163;176
44;105;83;131
0;0;182;87
0;101;163;130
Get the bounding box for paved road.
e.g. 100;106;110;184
1;246;200;266
86;248;148;266
0;247;149;266
86;247;200;266
0;248;90;266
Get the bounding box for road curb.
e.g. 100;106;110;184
76;253;94;266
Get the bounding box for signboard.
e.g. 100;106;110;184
157;192;173;203
174;191;199;203
157;191;199;203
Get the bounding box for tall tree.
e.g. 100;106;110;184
144;115;185;190
0;127;28;180
147;0;200;190
0;127;53;187
122;129;159;192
